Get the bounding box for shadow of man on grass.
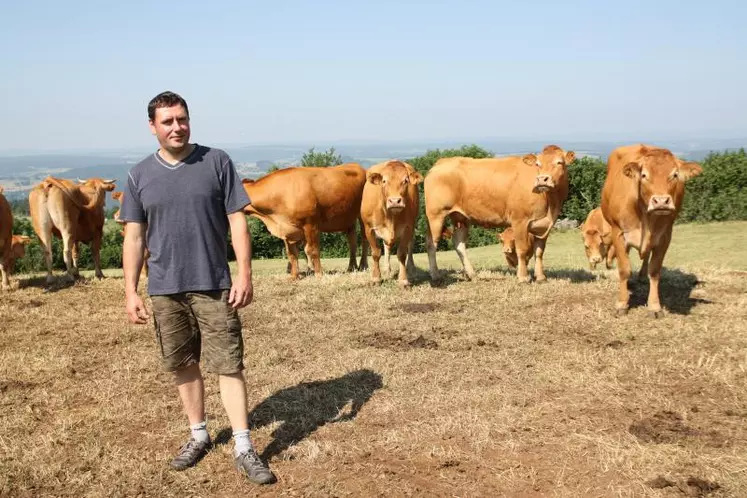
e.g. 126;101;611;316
216;369;383;461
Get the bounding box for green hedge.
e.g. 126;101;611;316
9;147;746;270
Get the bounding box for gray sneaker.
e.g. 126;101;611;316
235;448;276;485
169;438;211;470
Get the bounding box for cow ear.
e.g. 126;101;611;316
367;172;383;185
522;154;537;166
623;162;641;178
565;151;576;164
679;161;703;181
409;171;424;185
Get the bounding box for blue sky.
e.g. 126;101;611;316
0;0;745;152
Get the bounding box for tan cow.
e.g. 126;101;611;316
601;144;702;317
29;176;116;283
1;188;32;289
424;145;575;283
360;160;423;287
111;191;149;276
242;163;368;279
497;227;519;269
580;207;616;270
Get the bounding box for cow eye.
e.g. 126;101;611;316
672;171;679;180
641;171;648;180
403;177;409;185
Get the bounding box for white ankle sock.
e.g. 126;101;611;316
233;429;252;456
190;421;210;444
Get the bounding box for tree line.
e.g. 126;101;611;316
8;146;747;272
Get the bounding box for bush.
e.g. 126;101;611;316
679;149;747;222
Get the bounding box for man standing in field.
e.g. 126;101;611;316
119;91;275;485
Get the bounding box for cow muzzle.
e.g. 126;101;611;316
647;195;675;214
386;197;405;211
533;175;555;193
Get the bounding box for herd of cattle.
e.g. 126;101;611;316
0;143;702;317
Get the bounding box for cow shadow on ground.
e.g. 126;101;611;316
627;268;709;315
215;369;383;462
19;276;76;293
541;268;598;283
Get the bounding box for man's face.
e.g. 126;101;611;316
149;105;190;151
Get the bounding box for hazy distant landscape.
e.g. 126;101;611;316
0;137;745;205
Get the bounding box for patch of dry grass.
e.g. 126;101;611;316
1;221;746;497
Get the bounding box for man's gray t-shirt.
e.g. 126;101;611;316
119;145;251;296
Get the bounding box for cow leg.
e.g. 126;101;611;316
285;240;301;280
0;258;9;290
533;237;547;282
357;218;369;271
397;229;416;287
56;231;77;282
406;237;416;275
364;224;382;284
303;225;322;277
611;228;632;315
35;216;55;284
646;229;672;318
638;251;650;280
383;244;391;278
71;241;80;269
453;222;476;280
92;232;104;279
425;216;445;283
513;224;533;283
606;244;617;269
345;226;357;273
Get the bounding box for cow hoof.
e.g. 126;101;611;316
615;308;629;317
398;280;412;289
370;278;382;286
518;277;531;284
648;310;664;319
534;276;547;284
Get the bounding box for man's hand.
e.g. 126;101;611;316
228;271;253;309
126;292;150;324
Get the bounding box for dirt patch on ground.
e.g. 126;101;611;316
400;302;439;313
629;411;728;447
358;332;439;351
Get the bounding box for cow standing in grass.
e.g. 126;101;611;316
29;177;116;283
242;163;368;280
601;144;702;317
424;145;575;283
1;187;32;290
360;160;422;287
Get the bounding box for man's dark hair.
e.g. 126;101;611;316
148;91;189;121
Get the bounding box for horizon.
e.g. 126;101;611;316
2;1;746;153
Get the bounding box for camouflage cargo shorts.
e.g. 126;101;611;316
149;290;245;374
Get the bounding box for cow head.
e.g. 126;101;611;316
523;145;575;193
367;161;423;213
581;225;606;269
623;148;702;216
498;228;518;269
7;235;31;273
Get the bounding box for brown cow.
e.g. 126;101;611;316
111;191;149;276
580;207;616;270
424;145;575;283
601;144;702;317
242;163;368;279
497;227;520;270
1;188;32;290
360;160;423;287
29;176;116;283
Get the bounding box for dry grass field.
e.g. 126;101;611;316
1;221;746;497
